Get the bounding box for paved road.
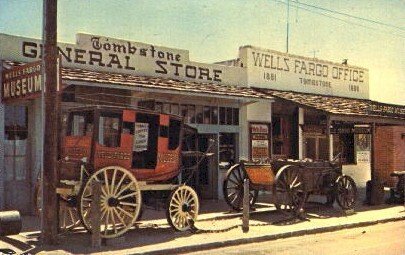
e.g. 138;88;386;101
184;221;405;255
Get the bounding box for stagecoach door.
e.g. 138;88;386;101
198;134;218;199
4;105;31;214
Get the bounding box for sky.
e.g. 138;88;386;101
0;0;404;105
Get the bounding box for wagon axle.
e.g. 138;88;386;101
107;197;120;207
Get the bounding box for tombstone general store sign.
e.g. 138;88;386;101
0;33;245;87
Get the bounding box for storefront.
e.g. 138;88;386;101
220;45;405;190
0;33;274;214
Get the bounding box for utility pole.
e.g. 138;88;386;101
286;0;290;53
41;0;59;245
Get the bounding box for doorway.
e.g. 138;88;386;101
197;134;218;199
4;105;32;214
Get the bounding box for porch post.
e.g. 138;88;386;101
0;61;5;210
298;108;304;159
326;115;332;161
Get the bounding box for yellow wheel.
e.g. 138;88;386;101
79;166;141;239
166;185;199;231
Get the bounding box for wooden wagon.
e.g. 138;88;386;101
223;156;357;216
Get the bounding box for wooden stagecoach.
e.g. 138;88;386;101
37;105;206;238
223;155;357;216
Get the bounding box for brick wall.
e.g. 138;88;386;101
375;126;405;187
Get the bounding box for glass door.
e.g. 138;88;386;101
4;105;31;214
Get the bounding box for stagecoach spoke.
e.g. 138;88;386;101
118;191;138;201
110;168;117;194
104;170;111;196
116;205;134;218
113;208;126;226
114;173;127;195
119;201;138;208
115;182;134;197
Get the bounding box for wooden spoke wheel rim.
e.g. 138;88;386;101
335;175;357;210
79;166;141;239
59;194;81;231
223;164;258;212
167;185;199;231
273;165;306;216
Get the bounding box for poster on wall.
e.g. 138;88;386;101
250;123;270;161
355;134;371;163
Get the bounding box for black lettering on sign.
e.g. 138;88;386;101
155;60;168;74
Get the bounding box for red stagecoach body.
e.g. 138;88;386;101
61;106;183;182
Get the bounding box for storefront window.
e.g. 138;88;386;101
333;134;355;164
4;105;28;181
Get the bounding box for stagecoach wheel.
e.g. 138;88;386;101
79;166;142;239
223;164;258;212
273;165;306;216
167;185;199;231
335;175;357;210
59;194;81;231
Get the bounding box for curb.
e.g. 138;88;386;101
133;215;405;255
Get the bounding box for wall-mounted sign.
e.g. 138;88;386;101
369;102;405;118
331;124;371;134
250;123;270;161
2;60;42;101
240;46;369;99
0;33;246;87
356;151;370;164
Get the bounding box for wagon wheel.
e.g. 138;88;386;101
34;181;81;231
273;165;306;216
166;185;199;231
223;164;259;212
78;166;142;239
335;175;357;210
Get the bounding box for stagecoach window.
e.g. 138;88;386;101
67;111;93;136
169;119;181;150
98;113;121;147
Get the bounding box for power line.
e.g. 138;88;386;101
295;1;405;31
271;0;405;39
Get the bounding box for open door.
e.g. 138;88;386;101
197;134;218;199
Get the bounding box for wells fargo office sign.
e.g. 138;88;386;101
2;61;42;101
240;46;370;99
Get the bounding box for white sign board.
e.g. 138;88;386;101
0;33;246;87
239;46;369;99
133;123;149;152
